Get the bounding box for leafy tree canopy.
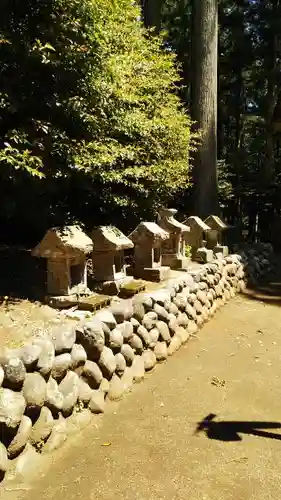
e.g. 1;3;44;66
0;0;194;241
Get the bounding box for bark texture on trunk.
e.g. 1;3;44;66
191;0;219;217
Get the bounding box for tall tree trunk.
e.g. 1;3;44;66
191;0;219;217
141;0;162;32
233;66;245;227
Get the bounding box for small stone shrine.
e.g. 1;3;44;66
184;216;213;263
91;226;134;294
32;225;93;296
129;222;170;281
204;215;229;257
157;208;190;269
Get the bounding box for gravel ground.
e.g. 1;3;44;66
0;268;200;348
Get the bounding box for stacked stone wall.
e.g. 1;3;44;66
0;244;274;477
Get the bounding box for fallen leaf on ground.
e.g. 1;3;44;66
211;376;226;387
227;457;248;464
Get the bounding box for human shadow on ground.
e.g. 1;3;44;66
196;414;281;442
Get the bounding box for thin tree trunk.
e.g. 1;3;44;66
264;0;280;184
191;0;219;217
141;0;162;32
264;35;278;184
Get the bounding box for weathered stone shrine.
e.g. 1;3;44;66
184;216;213;263
91;226;134;294
129;222;170;281
32;225;93;296
157;208;190;269
204;215;229;257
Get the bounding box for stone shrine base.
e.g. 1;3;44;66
195;247;213;263
162;255;191;271
100;277;145;296
46;293;111;311
132;265;170;282
214;245;229;257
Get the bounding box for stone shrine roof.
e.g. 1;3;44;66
204;215;228;231
129;222;169;243
184;216;211;233
91;226;134;252
158;208;190;234
32;225;93;259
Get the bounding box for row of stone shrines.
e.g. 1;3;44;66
32;209;229;296
0;245;273;475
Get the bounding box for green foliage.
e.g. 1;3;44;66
185;244;192;258
0;0;194;240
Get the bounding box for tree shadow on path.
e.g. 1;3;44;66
245;278;281;306
196;414;281;442
244;257;281;307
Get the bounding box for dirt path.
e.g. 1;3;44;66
3;292;281;500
